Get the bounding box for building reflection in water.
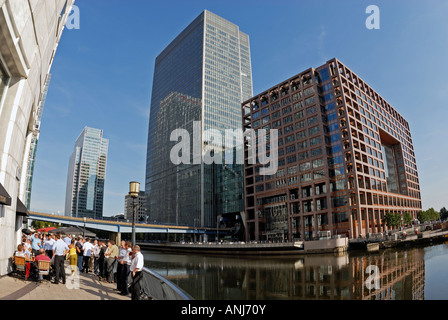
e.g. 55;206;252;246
144;247;425;300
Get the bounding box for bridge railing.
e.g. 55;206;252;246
137;267;193;300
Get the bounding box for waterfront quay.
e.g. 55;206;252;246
140;221;448;256
349;222;448;252
0;263;129;300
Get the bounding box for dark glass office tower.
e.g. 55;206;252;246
146;10;253;233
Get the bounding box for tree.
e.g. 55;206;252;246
31;220;58;229
403;212;413;226
426;208;440;221
440;207;448;221
417;208;440;223
382;212;402;229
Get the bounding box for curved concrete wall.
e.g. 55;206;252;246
0;0;74;276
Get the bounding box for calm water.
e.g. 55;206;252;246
142;241;448;300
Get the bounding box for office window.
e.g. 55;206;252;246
287;155;297;164
300;162;311;172
318;68;330;82
309;126;320;136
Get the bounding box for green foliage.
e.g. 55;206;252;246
403;212;413;226
417;208;440;223
382;211;402;229
31;220;58;229
440;207;448;220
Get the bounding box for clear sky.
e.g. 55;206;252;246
30;0;448;216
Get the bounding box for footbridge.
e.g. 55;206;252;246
28;211;210;243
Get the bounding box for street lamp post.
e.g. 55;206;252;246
129;181;140;247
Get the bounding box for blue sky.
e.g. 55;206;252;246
30;0;448;216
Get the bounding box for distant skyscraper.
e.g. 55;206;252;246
65;127;108;219
145;10;253;230
22;74;52;209
124;191;146;222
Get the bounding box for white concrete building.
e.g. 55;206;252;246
0;0;75;275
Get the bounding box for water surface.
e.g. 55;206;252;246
143;242;448;300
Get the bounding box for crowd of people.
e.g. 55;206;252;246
15;231;145;300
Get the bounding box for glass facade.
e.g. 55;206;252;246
24;75;51;209
146;10;253;229
65;127;108;218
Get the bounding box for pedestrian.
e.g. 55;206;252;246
120;241;132;296
31;232;42;256
106;240;119;283
43;234;55;259
82;238;94;273
103;241;111;280
52;233;69;285
130;245;144;300
116;240;127;292
75;236;84;272
92;239;100;275
68;239;78;279
63;234;72;246
98;240;106;279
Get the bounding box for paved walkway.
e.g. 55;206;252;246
0;263;130;300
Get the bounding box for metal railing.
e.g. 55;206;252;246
138;267;193;300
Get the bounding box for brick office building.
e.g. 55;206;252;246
242;58;421;241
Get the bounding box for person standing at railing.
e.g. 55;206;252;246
130;245;144;300
105;240;119;283
119;241;132;296
116;240;127;292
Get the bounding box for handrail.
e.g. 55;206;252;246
138;267;193;300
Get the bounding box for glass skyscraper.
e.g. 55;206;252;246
145;10;253;230
23;74;52;209
65;127;108;219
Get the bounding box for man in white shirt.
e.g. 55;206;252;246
92;239;100;275
119;241;132;296
52;234;69;284
82;238;94;273
63;234;72;246
130;245;144;300
43;234;56;259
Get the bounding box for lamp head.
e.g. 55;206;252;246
129;181;140;198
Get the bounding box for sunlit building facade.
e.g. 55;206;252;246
0;0;75;276
146;10;253;230
65;127;108;219
242;58;421;241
